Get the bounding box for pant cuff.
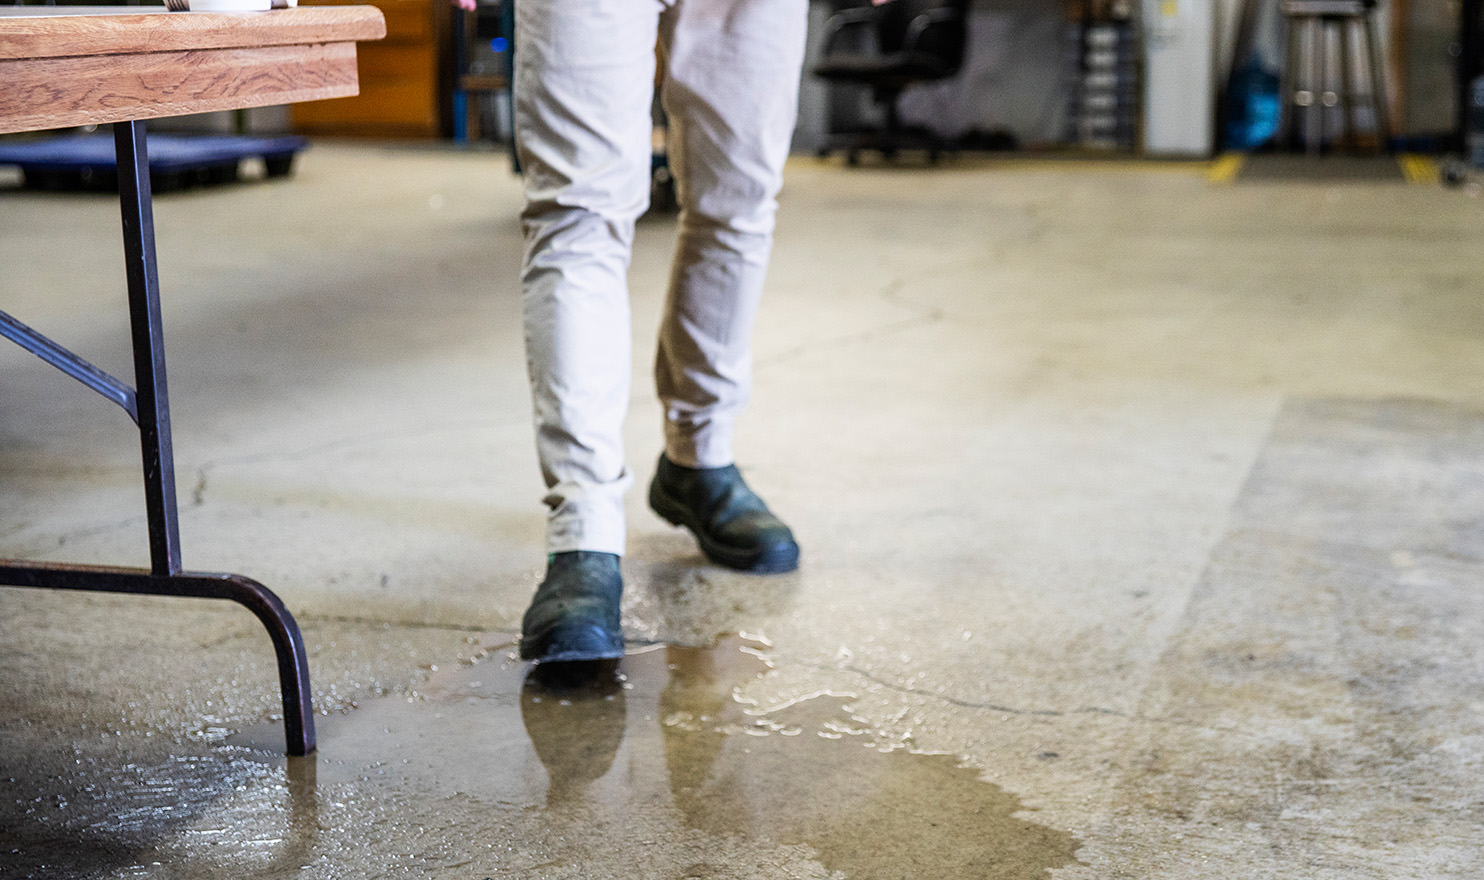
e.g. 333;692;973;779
664;417;734;470
542;479;629;556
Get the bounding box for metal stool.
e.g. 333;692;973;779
1279;0;1391;154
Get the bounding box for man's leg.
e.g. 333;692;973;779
515;0;660;659
654;0;807;469
648;0;808;572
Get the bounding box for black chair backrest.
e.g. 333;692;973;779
877;0;970;68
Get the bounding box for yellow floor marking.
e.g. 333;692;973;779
791;154;1212;175
1397;153;1439;186
1206;152;1246;184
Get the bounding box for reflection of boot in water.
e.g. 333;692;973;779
660;646;728;820
520;661;627;806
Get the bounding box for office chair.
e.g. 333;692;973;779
813;0;972;163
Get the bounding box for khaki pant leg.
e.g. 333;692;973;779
654;0;808;469
515;0;663;554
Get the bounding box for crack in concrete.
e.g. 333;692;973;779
754;248;1025;371
814;661;1249;736
804;660;1130;718
188;415;514;508
296;613;492;634
5;513;149;560
0;514;38;543
757;276;947;369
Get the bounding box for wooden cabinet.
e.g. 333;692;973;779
292;0;450;138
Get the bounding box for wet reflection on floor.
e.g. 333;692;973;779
0;736;322;878
517;638;1081;878
2;636;1079;878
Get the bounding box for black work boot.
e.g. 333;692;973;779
648;454;800;574
520;551;625;663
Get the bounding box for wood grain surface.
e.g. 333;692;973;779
0;7;384;134
0;7;385;61
0;42;360;134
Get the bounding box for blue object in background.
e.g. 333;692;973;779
490;37;508;53
0;134;306;192
1224;58;1281;151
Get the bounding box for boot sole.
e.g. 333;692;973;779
649;482;800;574
520;621;625;663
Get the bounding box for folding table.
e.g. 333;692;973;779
0;5;386;755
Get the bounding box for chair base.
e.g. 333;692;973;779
816;125;952;165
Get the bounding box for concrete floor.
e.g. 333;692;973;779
1;146;1483;878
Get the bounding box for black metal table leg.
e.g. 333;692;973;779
115;119;185;578
0;562;316;755
0;120;316;756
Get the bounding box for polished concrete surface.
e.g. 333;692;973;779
1;147;1483;878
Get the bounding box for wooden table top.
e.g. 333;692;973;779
0;6;386;134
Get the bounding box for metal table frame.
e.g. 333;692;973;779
0;121;315;756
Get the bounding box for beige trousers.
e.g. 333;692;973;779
515;0;807;555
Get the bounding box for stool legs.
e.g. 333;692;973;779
1362;14;1391;143
1303;17;1323;152
1280;8;1390;154
1334;18;1353;148
1326;19;1347;141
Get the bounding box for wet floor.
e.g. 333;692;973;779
2;636;1078;879
6;147;1484;878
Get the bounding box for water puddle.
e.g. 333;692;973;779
284;635;1076;877
8;636;1079;878
571;637;1081;879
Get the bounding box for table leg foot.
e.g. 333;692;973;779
0;561;317;755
